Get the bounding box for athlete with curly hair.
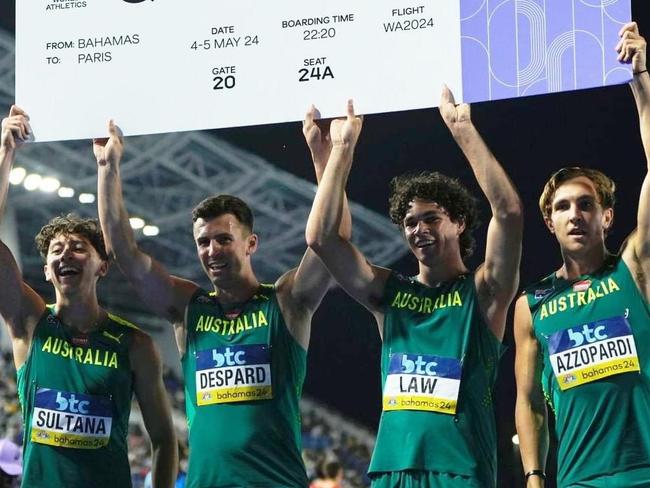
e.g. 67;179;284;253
0;108;177;488
305;88;523;488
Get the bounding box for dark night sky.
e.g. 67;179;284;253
3;2;650;486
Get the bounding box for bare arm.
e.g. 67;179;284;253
95;123;197;347
130;331;178;488
439;87;523;340
0;107;44;367
619;24;650;299
305;101;390;325
276;106;357;348
514;296;548;488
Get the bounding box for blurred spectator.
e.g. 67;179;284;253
310;459;344;488
0;438;21;488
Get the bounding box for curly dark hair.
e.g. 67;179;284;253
35;214;108;261
389;171;479;258
192;195;254;232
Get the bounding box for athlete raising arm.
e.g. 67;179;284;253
305;90;522;488
515;22;650;488
0;107;177;488
95;115;350;488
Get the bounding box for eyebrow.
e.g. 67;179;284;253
405;210;444;220
49;238;86;247
553;194;596;206
196;232;234;240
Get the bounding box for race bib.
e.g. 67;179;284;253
548;316;640;391
383;352;462;414
195;344;272;405
31;388;113;449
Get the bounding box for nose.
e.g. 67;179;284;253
60;245;73;261
568;203;583;223
207;240;221;257
413;220;430;235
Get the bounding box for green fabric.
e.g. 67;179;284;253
182;285;308;488
369;470;481;488
525;255;650;487
17;307;135;488
566;466;650;487
368;273;503;487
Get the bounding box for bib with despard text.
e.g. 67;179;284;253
195;344;272;405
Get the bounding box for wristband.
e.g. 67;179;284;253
634;69;648;76
524;469;546;480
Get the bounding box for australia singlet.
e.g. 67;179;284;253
182;284;308;488
17;306;136;488
368;273;503;487
525;255;650;486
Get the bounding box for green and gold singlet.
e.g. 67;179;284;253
182;284;308;488
369;273;503;487
525;255;650;486
18;307;136;488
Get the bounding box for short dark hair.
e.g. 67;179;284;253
35;214;108;261
539;166;616;220
191;195;254;232
389;171;479;258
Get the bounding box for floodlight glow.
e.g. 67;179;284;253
9;167;26;185
129;217;145;230
23;173;42;191
142;225;159;236
512;434;520;446
58;187;75;198
39;177;61;193
78;193;95;204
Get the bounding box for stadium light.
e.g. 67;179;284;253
78;193;95;204
9;167;26;185
129;217;145;230
143;225;159;236
23;173;42;191
39;176;60;193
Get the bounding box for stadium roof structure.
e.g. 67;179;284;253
0;29;407;331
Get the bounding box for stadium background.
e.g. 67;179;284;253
2;2;650;486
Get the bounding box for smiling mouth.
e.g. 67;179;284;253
415;240;435;249
208;262;227;271
58;266;80;277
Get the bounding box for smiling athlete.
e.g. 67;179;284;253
95;108;350;487
305;89;523;488
0;107;177;488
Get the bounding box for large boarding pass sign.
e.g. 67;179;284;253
17;0;631;142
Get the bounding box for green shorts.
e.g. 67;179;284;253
566;466;650;488
369;470;483;488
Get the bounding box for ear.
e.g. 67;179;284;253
246;234;259;256
456;217;466;236
544;216;556;234
96;260;109;278
602;207;614;232
43;264;51;282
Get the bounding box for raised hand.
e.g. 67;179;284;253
303;105;332;172
93;120;124;167
439;85;472;137
329;100;363;149
1;106;31;151
617;22;646;74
